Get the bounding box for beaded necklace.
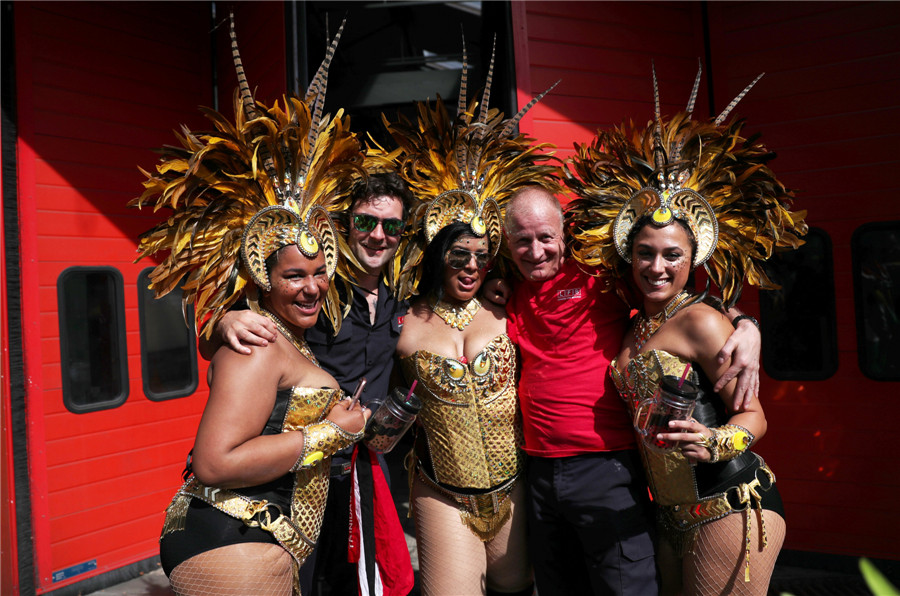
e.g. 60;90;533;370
431;296;481;331
259;307;320;367
633;292;693;351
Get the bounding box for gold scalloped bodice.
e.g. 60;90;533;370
611;350;701;505
400;334;523;489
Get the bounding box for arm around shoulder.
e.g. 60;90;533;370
198;309;279;360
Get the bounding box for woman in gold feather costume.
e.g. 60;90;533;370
386;46;558;596
566;66;806;596
133;19;368;596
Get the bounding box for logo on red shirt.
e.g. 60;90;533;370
556;287;583;301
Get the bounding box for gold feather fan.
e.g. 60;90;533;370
565;62;807;309
131;16;364;337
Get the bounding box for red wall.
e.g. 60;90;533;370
512;1;707;165
705;1;900;559
513;0;900;560
11;2;286;592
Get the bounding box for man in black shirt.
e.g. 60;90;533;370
200;172;414;596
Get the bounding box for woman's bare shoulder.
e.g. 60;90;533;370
675;301;732;352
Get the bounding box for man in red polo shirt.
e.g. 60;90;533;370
504;186;760;596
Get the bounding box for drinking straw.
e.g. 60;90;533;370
404;380;418;404
349;377;367;407
677;363;691;388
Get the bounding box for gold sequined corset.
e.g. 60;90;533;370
279;387;342;556
400;334;523;489
610;350;704;506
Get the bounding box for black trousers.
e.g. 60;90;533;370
526;450;659;596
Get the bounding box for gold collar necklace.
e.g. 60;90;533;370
633;292;692;351
431;296;481;331
259;307;319;367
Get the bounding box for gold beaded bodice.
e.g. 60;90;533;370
400;334;523;489
610;350;701;505
281;387;343;553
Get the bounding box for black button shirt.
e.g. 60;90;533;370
306;279;407;407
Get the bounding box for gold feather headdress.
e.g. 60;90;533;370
565;62;807;308
132;17;364;336
383;38;561;264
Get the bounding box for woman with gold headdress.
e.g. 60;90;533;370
566;66;805;596
385;48;558;596
132;20;368;596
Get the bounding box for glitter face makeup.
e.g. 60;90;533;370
631;222;695;316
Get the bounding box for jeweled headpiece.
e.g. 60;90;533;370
132;16;364;335
566;62;807;307
383;39;561;259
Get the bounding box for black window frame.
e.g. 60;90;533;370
57;266;129;413
760;227;838;381
137;268;199;401
851;220;900;381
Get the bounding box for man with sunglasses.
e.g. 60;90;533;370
199;172;415;596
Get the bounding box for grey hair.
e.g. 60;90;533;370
505;185;564;235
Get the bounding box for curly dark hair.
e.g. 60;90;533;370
350;171;414;220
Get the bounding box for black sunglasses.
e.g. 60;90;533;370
445;248;491;270
352;213;405;237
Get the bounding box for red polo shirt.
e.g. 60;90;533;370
507;260;635;456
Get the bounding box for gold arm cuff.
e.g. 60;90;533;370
710;424;755;463
292;420;363;471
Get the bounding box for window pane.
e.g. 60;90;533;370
852;222;900;380
57;267;128;412
138;269;198;400
760;228;838;380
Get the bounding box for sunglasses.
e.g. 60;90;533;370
445;248;491;270
352;213;405;237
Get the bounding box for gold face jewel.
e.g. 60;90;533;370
431;296;482;331
471;216;487;236
298;230;319;257
652;206;674;225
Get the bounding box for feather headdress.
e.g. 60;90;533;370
132;16;364;336
565;63;807;308
383;38;561;270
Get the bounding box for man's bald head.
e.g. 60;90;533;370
505;186;566;281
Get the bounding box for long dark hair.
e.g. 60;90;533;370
417;222;490;300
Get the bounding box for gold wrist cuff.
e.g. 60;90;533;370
708;424;754;463
291;420;363;471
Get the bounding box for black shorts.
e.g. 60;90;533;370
159;498;278;576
